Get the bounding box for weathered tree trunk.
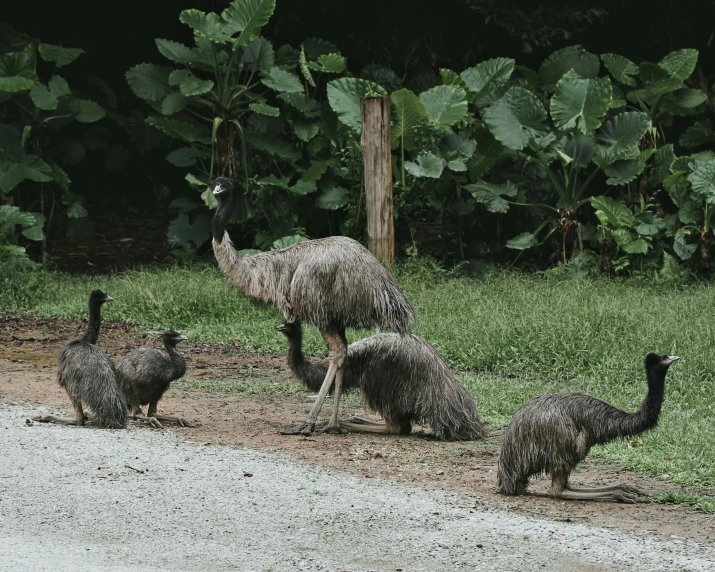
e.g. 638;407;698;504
361;97;394;266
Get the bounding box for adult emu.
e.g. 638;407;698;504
497;353;680;503
211;177;416;435
117;330;195;428
277;319;486;440
33;290;127;429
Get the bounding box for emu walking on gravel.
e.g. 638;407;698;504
117;330;195;428
497;353;680;502
278;319;486;440
211;177;416;435
33;290;127;429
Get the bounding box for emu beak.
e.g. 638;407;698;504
104;295;114;302
213;182;227;196
177;335;188;341
663;355;681;365
277;323;287;332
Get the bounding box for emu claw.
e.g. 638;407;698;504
280;422;315;436
148;416;164;429
619;483;646;496
613;490;639;504
32;415;50;423
177;416;196;428
316;422;343;434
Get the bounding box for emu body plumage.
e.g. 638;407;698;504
117;330;193;427
278;319;486;440
211;177;416;434
497;353;679;503
34;290;127;429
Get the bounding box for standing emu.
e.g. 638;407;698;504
211;177;416;435
33;290;127;429
278;319;486;440
117;330;195;428
497;353;680;502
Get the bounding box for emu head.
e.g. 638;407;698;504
212;177;233;197
276;318;302;337
644;353;680;372
163;330;188;346
90;290;113;305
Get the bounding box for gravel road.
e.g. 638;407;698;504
1;403;713;571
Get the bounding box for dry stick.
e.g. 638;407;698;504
124;464;145;474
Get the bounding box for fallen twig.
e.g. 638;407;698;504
124;464;145;474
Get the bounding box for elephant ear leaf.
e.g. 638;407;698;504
483;86;548;150
550;71;612;134
390;88;426;151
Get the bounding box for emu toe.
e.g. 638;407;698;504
280;422;315;436
316;422;344;435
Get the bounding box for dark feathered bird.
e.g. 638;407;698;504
211;177;416;435
117;330;194;428
497;353;680;502
33;290;127;429
277;319;486;440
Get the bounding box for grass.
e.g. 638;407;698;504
2;258;715;501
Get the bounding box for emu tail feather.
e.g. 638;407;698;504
88;382;128;429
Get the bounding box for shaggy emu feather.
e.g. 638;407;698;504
278;319;486;440
497;353;680;503
33;290;127;429
211;177;416;435
117;330;194;428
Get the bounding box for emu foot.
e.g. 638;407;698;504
175;416;195;428
617;483;647;496
31;414;83;426
612;489;640;504
342;415;383;426
280;422;315;436
131;414;164;429
316;422;344;434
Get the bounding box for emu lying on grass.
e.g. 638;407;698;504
277;319;486;440
211;177;416;435
117;330;194;428
33;290;127;429
497;353;680;503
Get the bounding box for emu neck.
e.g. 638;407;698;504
164;341;186;376
285;332;305;371
212;193;234;243
599;369;666;442
80;301;103;344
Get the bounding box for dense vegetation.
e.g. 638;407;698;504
1;0;714;276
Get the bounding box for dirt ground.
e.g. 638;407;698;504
2;313;713;544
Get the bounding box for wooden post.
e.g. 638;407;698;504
361;96;394;266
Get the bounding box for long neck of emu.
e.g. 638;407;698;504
164;340;186;377
80;300;103;344
212;192;234;243
599;368;666;442
285;330;327;393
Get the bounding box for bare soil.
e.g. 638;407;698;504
2;313;713;544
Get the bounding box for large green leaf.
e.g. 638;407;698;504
165;147;204;167
362;64;402;93
601;53;638;86
539;45;600;92
468;124;504;179
37;44;84;67
627;78;683;105
245;132;301;161
222;0;276;47
298;46;315;88
390;88;426;151
563;134;597;167
250;102;280;117
292;118;319;141
597;111;650;155
126;64;171;103
0;45;37;92
179;10;231;43
404;152;445;178
316;186;349;210
48;76;70;98
687;160;715;203
326;78;387;131
506;232;537;250
659;49;698;81
589;196;634;227
272;235;309;250
460;58;515;101
418;85;468;131
483;86;548;151
29;83;58;110
19;155;54;183
0;205;35;226
161;92;186;115
179;74;214;97
168;213;211;247
604;159;646;186
70;99;105;123
0;158;27;192
146;116;210;144
550;71;612;134
440;68;466;89
612;229;648;254
634;212;666;236
650;144;675;187
21;212;46;241
303;38;340;59
465;181;517;213
155;39;194;64
261;67;302;93
0;125;23;162
278;93;321;117
306;53;346;74
242;37;275;72
680;120;715;148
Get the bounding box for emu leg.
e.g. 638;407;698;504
567;483;646;495
337;416;409;435
552;473;640;503
281;328;346;436
32;399;85;426
146;401;196;428
130;412;164;429
316;367;345;434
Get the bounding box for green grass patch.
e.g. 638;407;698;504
2;258;715;499
651;492;715;514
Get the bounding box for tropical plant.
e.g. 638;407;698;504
0;26;105;260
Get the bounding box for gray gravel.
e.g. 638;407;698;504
1;403;714;572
